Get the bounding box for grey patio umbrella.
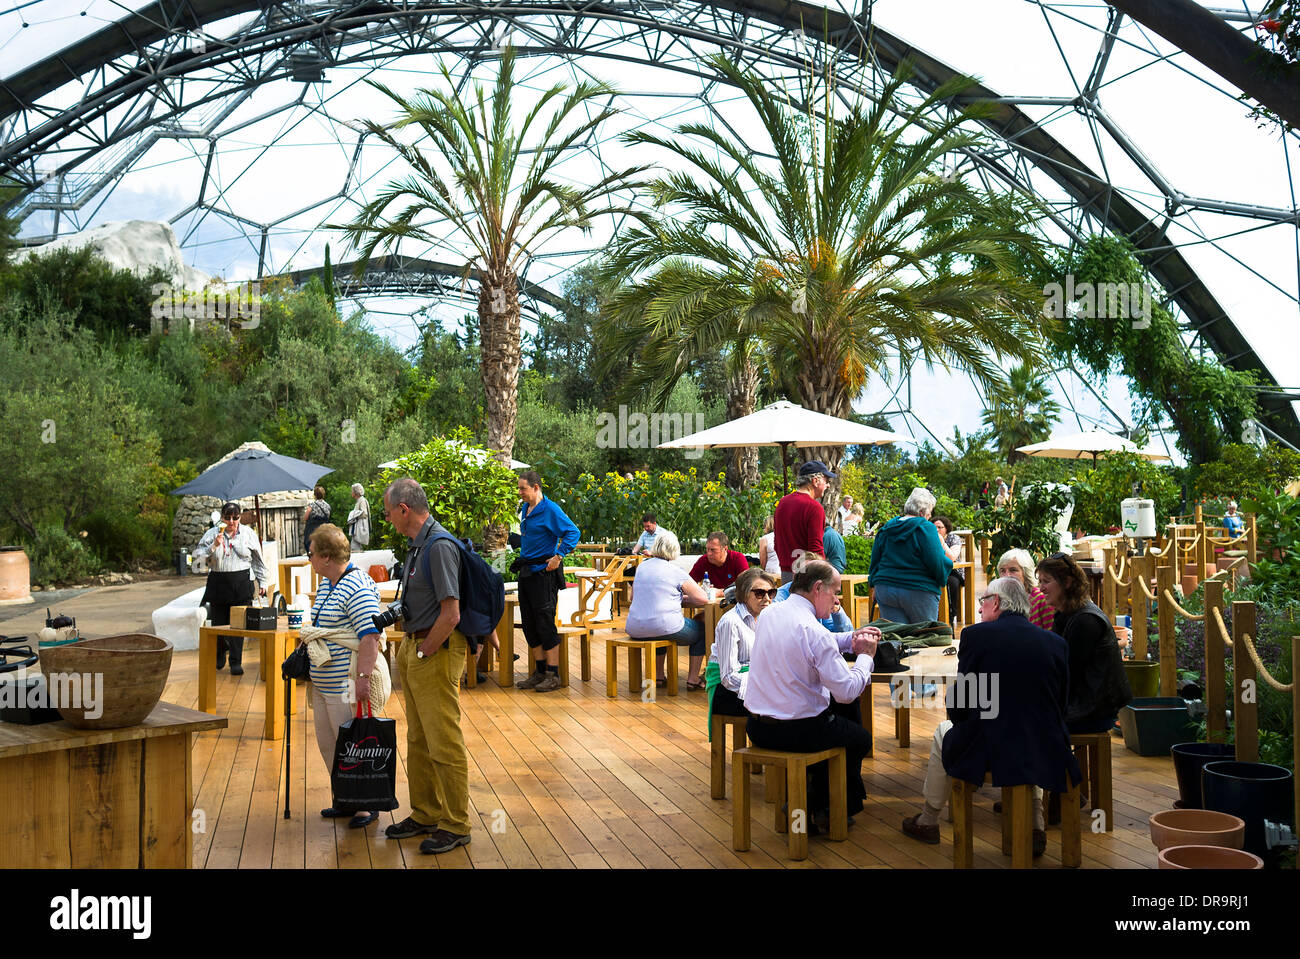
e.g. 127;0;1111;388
170;448;334;541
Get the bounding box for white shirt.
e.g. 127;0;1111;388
743;593;873;720
710;603;757;698
760;532;780;576
193;524;269;586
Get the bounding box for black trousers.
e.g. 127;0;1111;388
946;572;963;623
746;706;871;817
711;684;748;717
518;567;563;652
202;570;253;667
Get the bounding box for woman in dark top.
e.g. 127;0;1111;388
1036;552;1132;734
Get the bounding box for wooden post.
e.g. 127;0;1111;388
1231;601;1258;763
1246;513;1258;566
980;537;991;577
1203;579;1226;744
1196;517;1212;582
962;531;977;625
1101;546;1117;620
1194;503;1203;525
1130;553;1149;661
1155;564;1178;697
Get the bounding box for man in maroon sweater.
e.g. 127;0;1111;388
774;460;833;581
688;531;751;590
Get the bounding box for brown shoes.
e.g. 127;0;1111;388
901;814;940;845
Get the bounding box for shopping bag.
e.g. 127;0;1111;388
329;701;400;813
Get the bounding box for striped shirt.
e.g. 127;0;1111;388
192;524;269;585
309;566;382;695
1029;586;1055;631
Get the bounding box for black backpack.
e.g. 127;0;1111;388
419;532;505;650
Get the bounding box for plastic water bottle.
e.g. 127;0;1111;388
702;573;712;595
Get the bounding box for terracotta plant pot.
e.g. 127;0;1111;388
1157;844;1263;869
1148;809;1245;851
0;546;32;604
38;634;173;729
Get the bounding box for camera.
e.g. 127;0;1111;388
371;602;404;631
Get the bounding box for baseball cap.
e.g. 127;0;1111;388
798;460;837;480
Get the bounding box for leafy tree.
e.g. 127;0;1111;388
1192;442;1300;504
1069;451;1181;536
1044;234;1261;465
0;309;161;539
980;361;1061;462
974;483;1075;575
596;55;1052;495
335;46;645;470
527;262;622;413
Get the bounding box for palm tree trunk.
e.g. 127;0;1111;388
795;364;852;511
479;267;521;552
724;352;761;490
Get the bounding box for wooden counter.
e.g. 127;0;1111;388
0;702;226;868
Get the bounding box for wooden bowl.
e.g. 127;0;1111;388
1158;845;1263;869
38;634;173;729
1149;808;1245;851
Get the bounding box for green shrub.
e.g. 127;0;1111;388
28;524;101;586
1070;452;1180;536
81;511;160;566
974;483;1073;575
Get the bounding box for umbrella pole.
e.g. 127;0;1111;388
780;442;791;495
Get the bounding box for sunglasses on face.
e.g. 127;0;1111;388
749;588;779;600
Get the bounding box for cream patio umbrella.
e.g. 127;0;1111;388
656;400;913;491
1016;428;1172;466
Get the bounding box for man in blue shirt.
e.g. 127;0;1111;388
633;513;672;555
515;471;581;692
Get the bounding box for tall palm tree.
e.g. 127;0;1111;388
981;361;1062;463
596;55;1052;489
336;47;646;465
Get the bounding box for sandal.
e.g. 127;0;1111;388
686;678;707;691
655;678;667;688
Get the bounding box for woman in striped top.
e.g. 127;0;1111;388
996;548;1055;631
305;524;384;829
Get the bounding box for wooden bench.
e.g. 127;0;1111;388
710;712;749;799
952;774;1081;869
605;637;677;699
731;746;848;861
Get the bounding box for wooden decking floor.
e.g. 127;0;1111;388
167;630;1174;869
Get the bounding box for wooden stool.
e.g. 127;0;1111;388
1062;731;1113;832
952;776;1081;869
605;637;677;699
710;712;749;799
732;746;847;861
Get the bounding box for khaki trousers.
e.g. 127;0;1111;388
397;631;471;835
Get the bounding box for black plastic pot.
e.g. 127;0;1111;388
1170;742;1235;808
1201;761;1295;859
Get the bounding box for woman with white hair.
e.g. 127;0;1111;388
867;487;952;623
346;483;371;551
995;548;1055;630
625;530;712;689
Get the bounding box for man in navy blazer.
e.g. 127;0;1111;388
900;576;1081;855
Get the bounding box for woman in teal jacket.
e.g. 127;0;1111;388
867;487;953;623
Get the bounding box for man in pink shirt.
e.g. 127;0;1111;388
744;560;881;829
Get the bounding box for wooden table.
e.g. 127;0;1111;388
198;625;299;740
0;701;226;868
277;556;316;604
859;643;959;752
496;592;521;687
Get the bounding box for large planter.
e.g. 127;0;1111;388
1201;761;1295;859
1170;742;1235;808
1118;697;1196;757
1158;845;1263;869
1122;660;1160;699
38;634;173;729
1148;809;1245;851
0;546;32;605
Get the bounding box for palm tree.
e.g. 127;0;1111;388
595;55;1052;490
336;47;646;466
981;361;1062;463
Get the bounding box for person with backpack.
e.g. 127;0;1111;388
513;470;580;692
380;477;475;855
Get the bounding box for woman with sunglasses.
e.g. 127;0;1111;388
1035;552;1132;734
706;568;779;720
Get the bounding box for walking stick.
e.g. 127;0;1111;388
283;674;292;819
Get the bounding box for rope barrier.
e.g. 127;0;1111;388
1163;588;1205;621
1238;632;1294;693
1106;565;1131;589
1135;577;1156;601
1210;605;1231;648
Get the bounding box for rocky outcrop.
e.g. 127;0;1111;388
16;219;211;289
